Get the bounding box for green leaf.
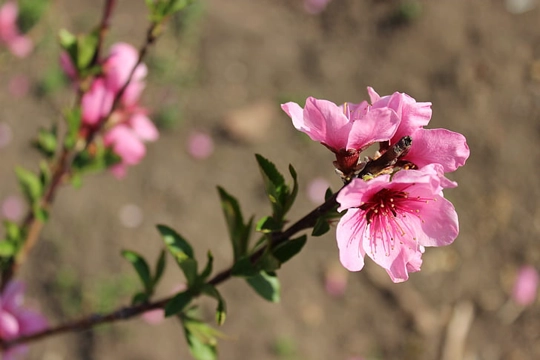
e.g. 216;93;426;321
311;217;331;237
246;271;280;302
15;167;43;204
217;187;251;261
230;256;258;277
167;0;193;14
64;108;81;149
165;290;193;317
131;292;149;305
181;314;220;360
258;251;281;273
76;30;99;70
39;161;52;188
157;224;194;259
272;235;307;264
0;241;16;257
3;221;21;243
199;251;213;281
180;258;199;287
34;127;57;158
122;250;152;294
255;154;285;188
153;249;167;286
283;164;299;215
255;216;280;234
32;205;49;222
202;284;227;325
58;29;78;66
16;0;49;33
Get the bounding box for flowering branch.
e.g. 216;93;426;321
0;4;166;291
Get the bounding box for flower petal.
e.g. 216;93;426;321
336;209;366;271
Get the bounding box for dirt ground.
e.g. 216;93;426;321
1;0;540;359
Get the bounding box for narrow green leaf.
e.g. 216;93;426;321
258;251;281;273
180;258;199;287
246;271;280;302
312;217;331;237
32;206;48;222
76;30;99;70
199;251;213;281
165;290;193;317
202;285;227;325
153;249;167;286
3;221;21;243
157;224;194;259
15;167;42;203
182;314;220;360
230;256;258;277
255;216;280;234
255;154;285;188
217;187;250;261
273;235;307;264
34;128;57;158
283;164;299;215
64;108;81;149
122;250;152;294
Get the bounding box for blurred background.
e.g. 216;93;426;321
1;0;540;359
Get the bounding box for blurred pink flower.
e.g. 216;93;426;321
104;109;159;178
81;78;115;126
512;265;539;306
187;131;214;160
1;195;25;221
368;87;470;173
281;96;399;178
304;0;332;14
307;177;330;204
8;75;30;98
324;263;348;297
0;1;33;58
0;122;13;148
336;164;459;283
0;281;48;360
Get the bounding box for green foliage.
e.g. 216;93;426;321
165;290;194;316
122;250;153;294
255;154;298;228
58;29;100;75
246;271;280;303
272;236;307;264
15;167;42;204
201;284;226;325
16;0;49;33
146;0;196;22
180;310;221;360
311;217;331;237
33;127;58;159
217;187;252;261
63;108;81;150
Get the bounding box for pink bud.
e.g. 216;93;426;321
512;266;539;306
1;195;25;221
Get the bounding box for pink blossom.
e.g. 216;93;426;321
1;195;25;221
336;164;459;282
59;52;77;80
281;96;399;178
368;87;470;173
512;265;538;306
81;78;115;126
187;131;214;160
0;281;47;360
104;109;159;178
102;43;147;106
0;2;33;58
304;0;332;14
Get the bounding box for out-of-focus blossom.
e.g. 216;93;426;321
0;1;33;58
8;75;30;98
104;108;159;178
187;131;214;160
304;0;332;14
0;281;48;360
336;164;459;283
81;78;115;126
1;195;25;221
118;203;143;228
307;177;330;204
324;263;348;297
512;265;539;306
0;122;13;148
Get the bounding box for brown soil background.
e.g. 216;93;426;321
1;0;540;359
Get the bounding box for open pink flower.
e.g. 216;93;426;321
336;164;459;282
0;281;47;360
368;87;470;173
282;96;399;177
81;78;115;126
0;1;33;58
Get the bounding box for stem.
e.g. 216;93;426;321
94;0;117;64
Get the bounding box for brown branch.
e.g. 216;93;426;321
94;0;117;64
